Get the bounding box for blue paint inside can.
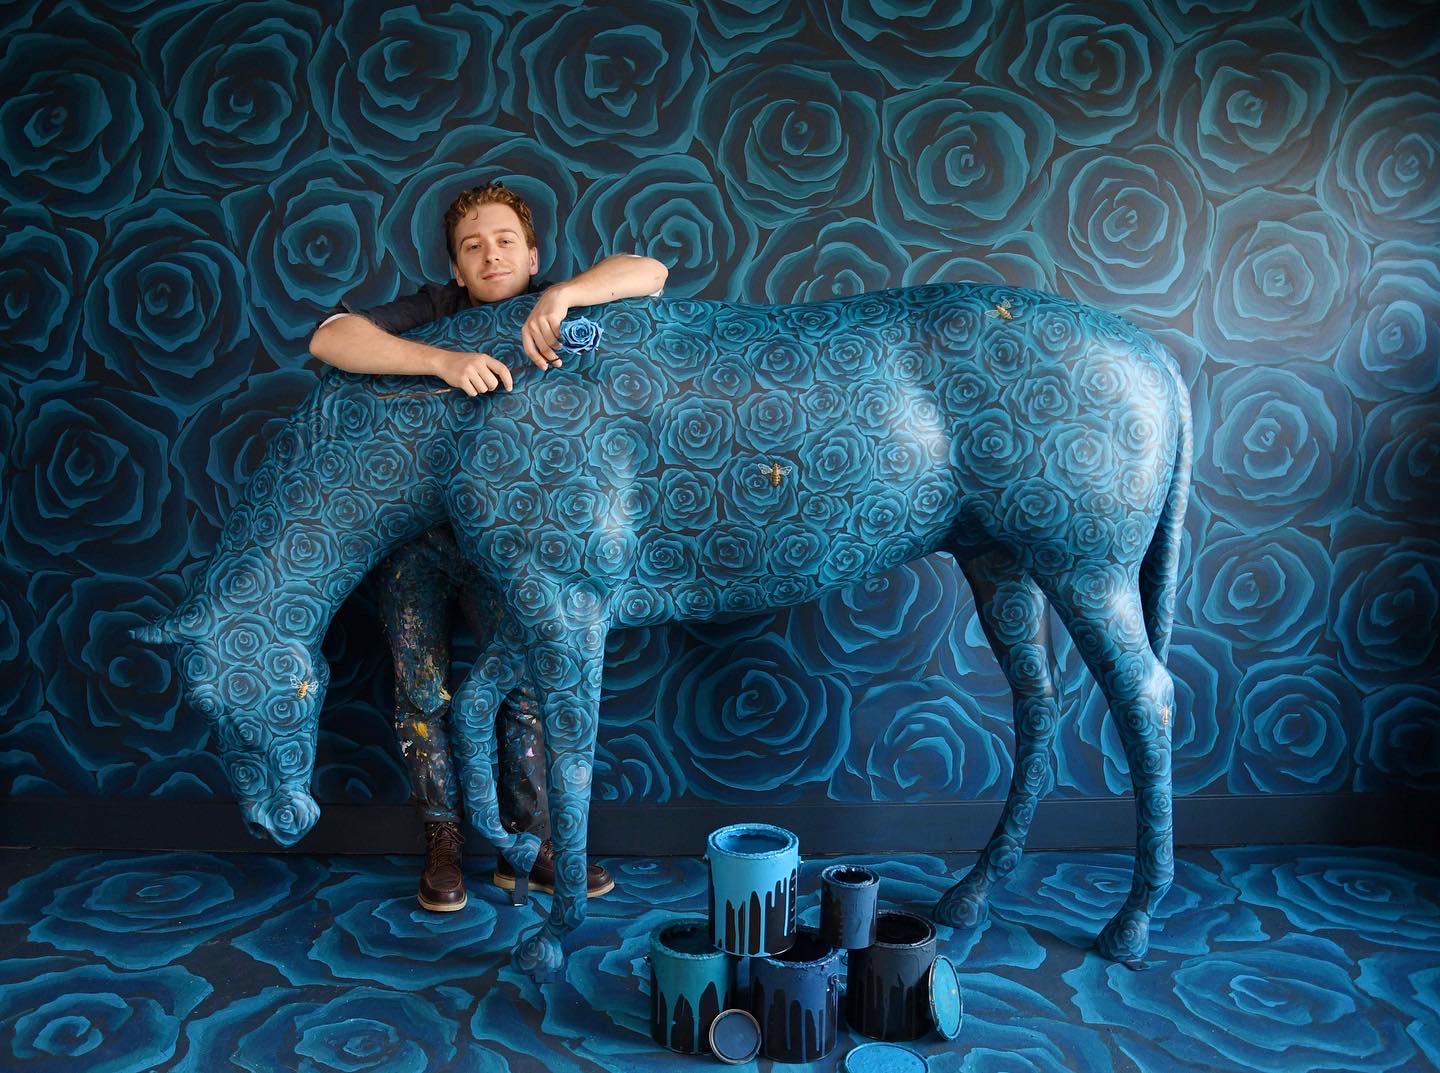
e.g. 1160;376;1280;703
649;917;733;1054
843;1041;930;1073
707;823;799;956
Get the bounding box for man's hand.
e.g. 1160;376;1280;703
438;352;513;397
522;286;571;371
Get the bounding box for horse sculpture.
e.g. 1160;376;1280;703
135;283;1191;979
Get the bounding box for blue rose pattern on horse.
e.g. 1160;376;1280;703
136;282;1191;978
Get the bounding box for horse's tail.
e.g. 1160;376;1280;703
1140;358;1192;664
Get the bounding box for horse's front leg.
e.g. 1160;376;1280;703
512;587;609;980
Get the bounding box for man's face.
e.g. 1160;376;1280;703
451;202;539;304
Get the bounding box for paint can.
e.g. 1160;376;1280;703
820;863;880;949
706;823;799;956
648;917;734;1054
749;928;845;1063
845;910;938;1041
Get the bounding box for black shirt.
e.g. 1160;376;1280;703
327;278;554;336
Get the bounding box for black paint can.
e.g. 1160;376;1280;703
845;910;938;1041
820;863;880;949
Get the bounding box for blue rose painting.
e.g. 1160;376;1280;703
1;0;1437;961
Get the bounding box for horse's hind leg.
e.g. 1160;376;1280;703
1050;576;1175;966
936;547;1061;929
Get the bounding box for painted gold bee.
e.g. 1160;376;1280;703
761;461;793;487
986;299;1015;321
291;675;313;700
1159;703;1171;729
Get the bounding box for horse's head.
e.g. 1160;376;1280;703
132;594;328;846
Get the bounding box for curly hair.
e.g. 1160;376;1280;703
443;182;538;261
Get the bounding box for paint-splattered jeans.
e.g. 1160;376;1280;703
375;524;549;838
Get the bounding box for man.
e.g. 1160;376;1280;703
311;182;667;910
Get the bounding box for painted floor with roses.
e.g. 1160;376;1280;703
0;844;1435;1073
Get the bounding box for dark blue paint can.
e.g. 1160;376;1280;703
649;917;733;1054
820;863;880;949
845;910;938;1041
750;927;845;1063
706;823;799;956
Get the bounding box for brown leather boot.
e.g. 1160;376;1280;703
494;839;615;898
418;821;467;912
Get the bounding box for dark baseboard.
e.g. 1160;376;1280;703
1;793;1433;856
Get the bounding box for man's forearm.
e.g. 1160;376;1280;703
551;254;668;307
310;315;449;376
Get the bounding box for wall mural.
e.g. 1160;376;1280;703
1;0;1437;819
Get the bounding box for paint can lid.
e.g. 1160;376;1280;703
842;1041;930;1073
929;955;963;1040
708;1008;761;1064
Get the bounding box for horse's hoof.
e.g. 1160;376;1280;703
935;878;991;929
1096;910;1150;965
515;928;563;981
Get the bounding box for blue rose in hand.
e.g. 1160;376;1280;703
309;1;505;179
742;213;911;304
1159;20;1344;194
810;0;996;87
877;84;1055;246
1355;684;1440;793
979;0;1172;147
223;153;399;362
1335;240;1440;401
386;127;581;287
0;5;166;214
0;852;323;969
1193;364;1358;528
84;192;253;406
656;633;849;800
0;958;210;1073
1067;934;1418;1073
699;52;880;227
568;154;756;300
5;383;187;574
0;205;95;382
1184;523;1330;654
1037;145;1211;321
1329;513;1440;686
1231;658;1357;793
136;1;324;191
560;317;603;354
1195;189;1368;368
505;0;705;176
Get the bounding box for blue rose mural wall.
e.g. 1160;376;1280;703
2;0;1438;839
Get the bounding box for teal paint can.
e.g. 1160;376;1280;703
706;823;799;956
750;927;845;1062
649;917;734;1054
